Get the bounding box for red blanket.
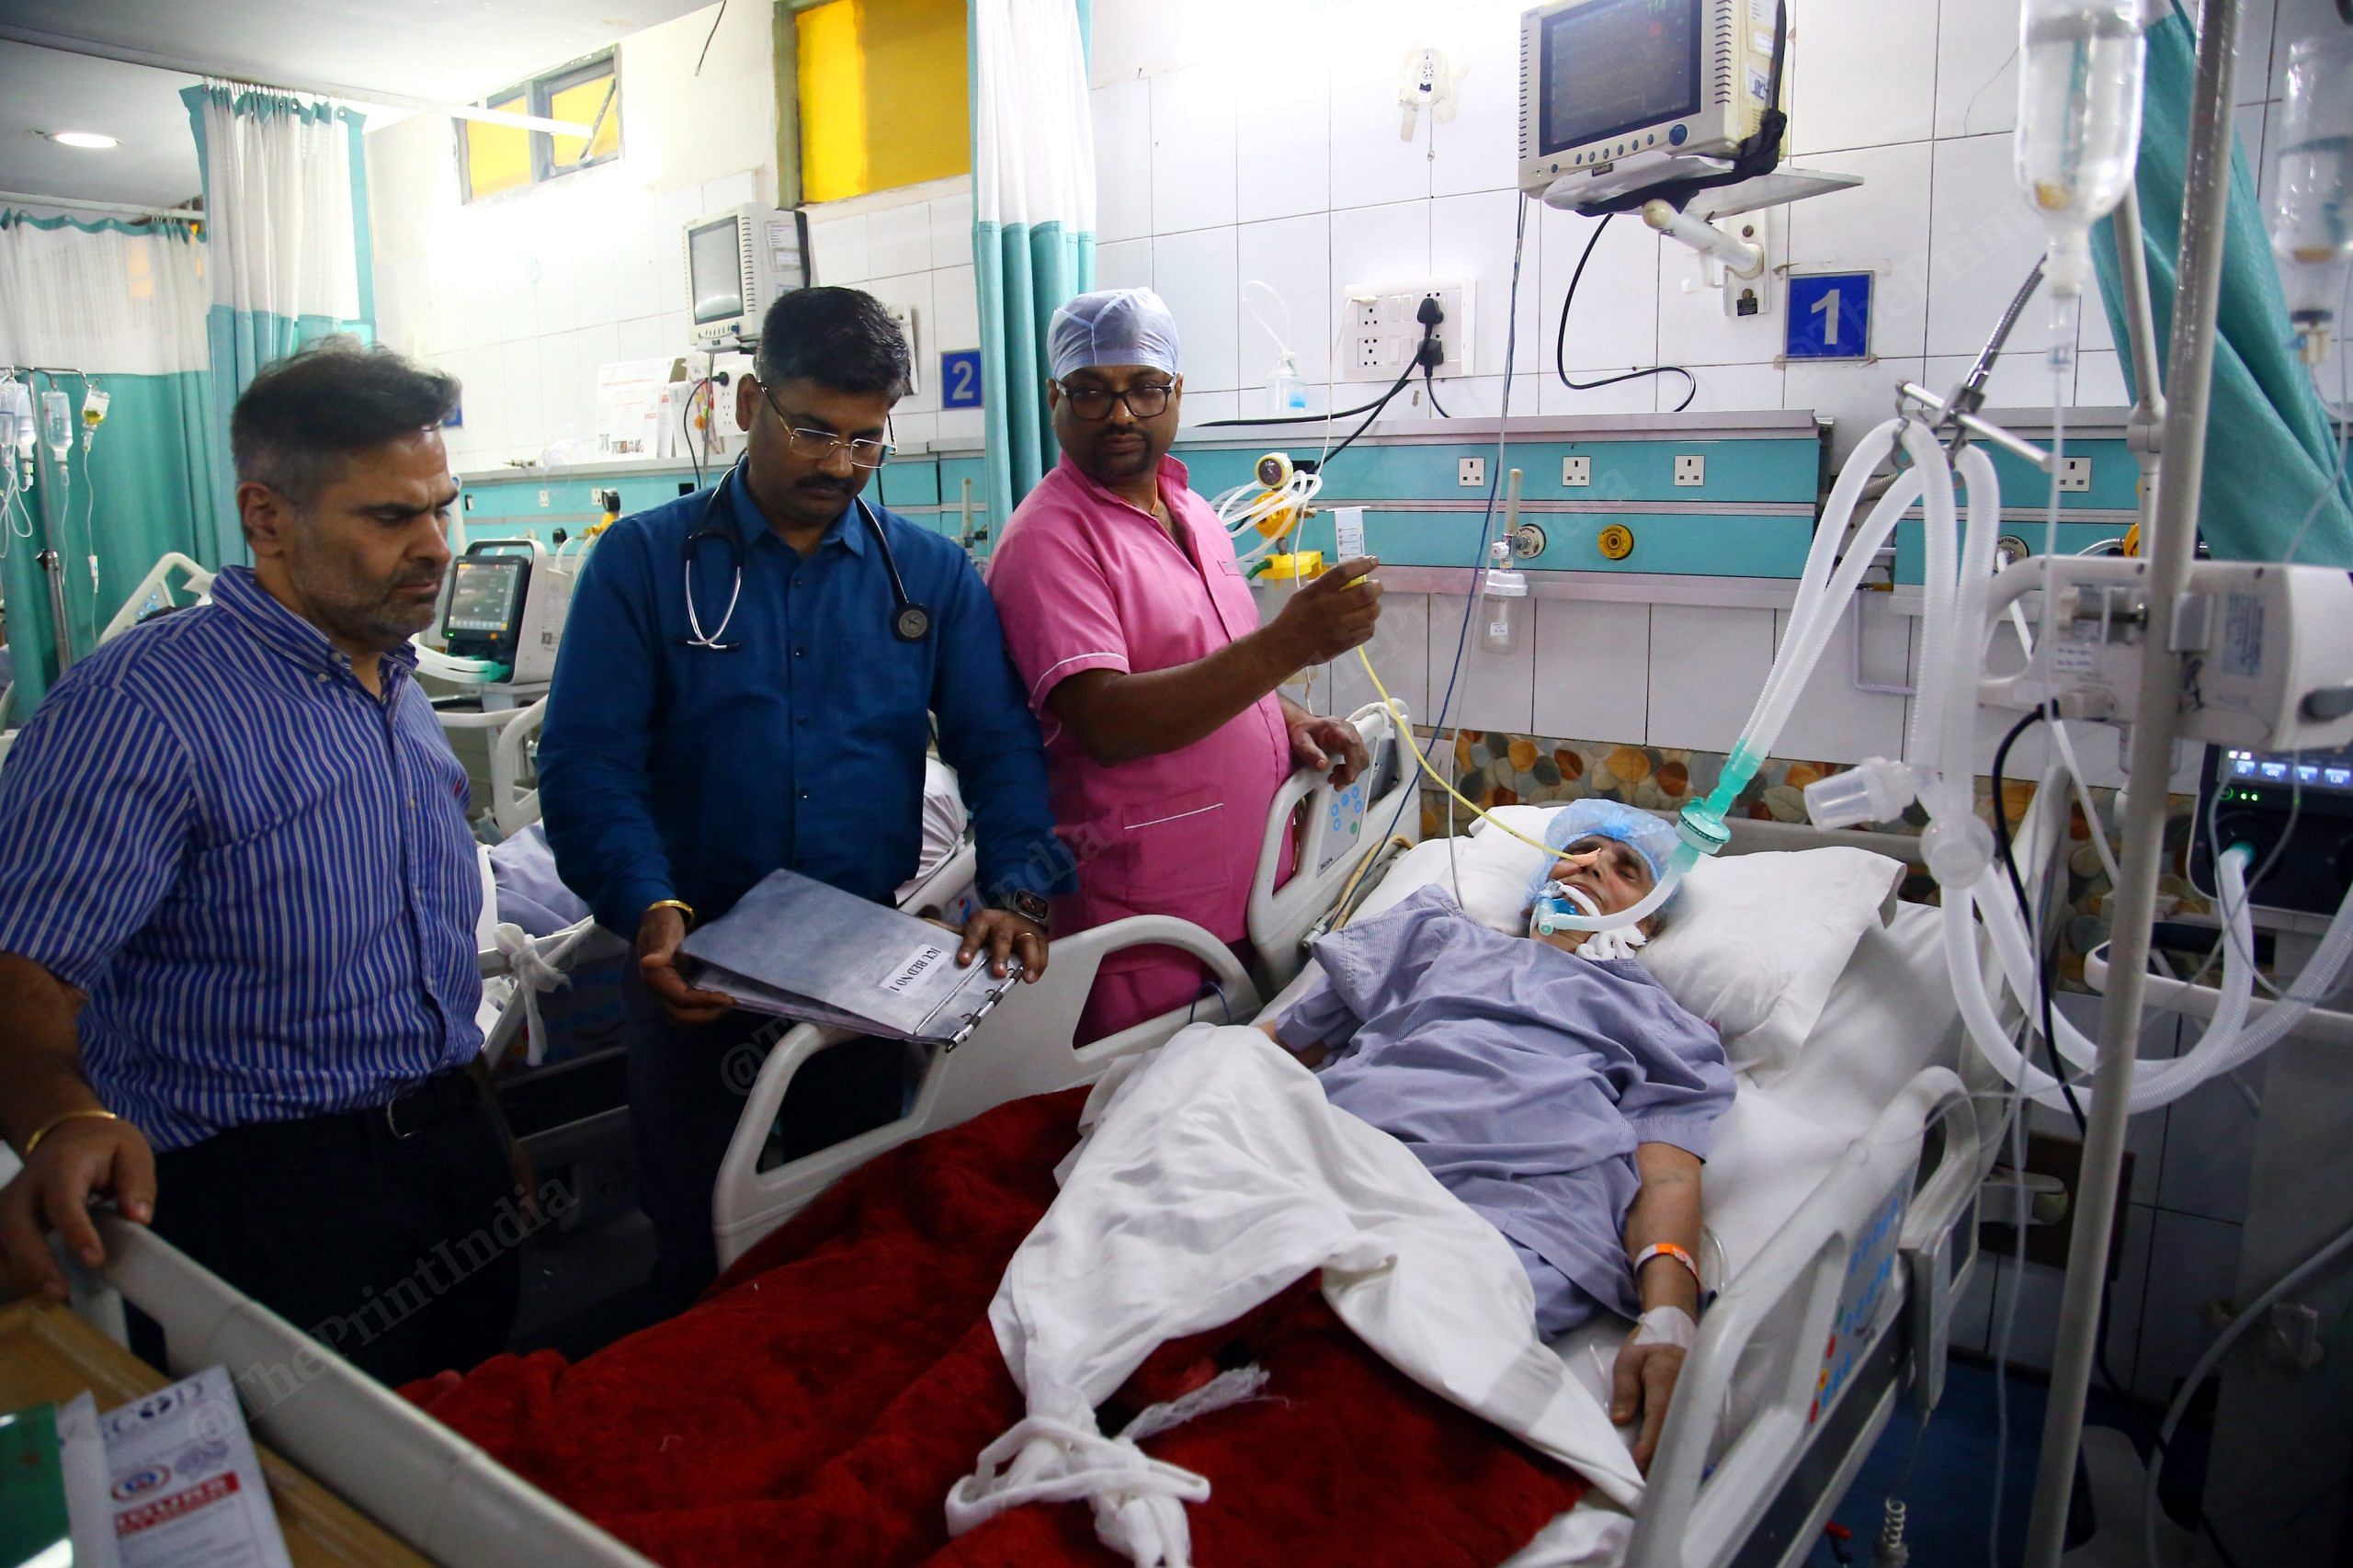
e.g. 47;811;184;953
408;1089;1588;1565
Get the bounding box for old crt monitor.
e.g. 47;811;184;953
686;203;812;347
440;540;572;686
1518;0;1780;210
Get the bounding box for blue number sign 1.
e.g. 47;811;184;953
1785;272;1873;362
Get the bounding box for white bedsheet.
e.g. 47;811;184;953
949;1023;1646;1568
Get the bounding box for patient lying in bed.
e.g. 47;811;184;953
1256;800;1733;1468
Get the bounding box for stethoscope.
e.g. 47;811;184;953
679;464;932;651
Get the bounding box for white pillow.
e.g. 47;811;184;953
1354;806;1903;1077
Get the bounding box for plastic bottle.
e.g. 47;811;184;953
2015;0;2146;364
1267;350;1307;417
40;389;72;487
1480;538;1527;654
2267;35;2353;364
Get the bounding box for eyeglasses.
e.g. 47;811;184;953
760;386;894;468
1056;379;1176;421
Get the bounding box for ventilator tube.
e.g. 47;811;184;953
1541;419;1949;932
1864;390;2353;1114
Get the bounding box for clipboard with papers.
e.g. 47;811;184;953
678;869;1022;1046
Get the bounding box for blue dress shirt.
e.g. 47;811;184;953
536;470;1067;935
0;568;483;1152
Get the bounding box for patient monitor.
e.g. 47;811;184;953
1517;0;1783;211
440;540;573;686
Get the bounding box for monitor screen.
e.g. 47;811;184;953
2222;744;2353;795
688;216;745;325
445;560;523;635
1539;0;1704;156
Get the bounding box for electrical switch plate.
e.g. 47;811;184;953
1562;456;1591;486
1673;454;1706;487
1459;456;1486;487
538;488;551;507
1338;279;1473;383
2060;456;2092;493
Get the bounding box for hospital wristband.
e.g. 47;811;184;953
1631;1242;1703;1293
21;1108;120;1160
645;898;699;930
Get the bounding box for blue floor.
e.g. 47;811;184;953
1802;1356;2193;1567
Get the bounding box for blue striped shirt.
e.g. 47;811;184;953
0;567;483;1151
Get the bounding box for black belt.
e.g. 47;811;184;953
171;1069;485;1165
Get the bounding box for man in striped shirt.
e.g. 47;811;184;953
0;340;524;1386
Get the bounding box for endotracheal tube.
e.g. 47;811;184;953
2015;0;2146;371
2267;34;2353;366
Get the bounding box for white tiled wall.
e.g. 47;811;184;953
365;0;778;474
1083;0;2347;443
807;183;989;449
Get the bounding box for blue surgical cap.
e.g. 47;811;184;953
1049;288;1180;381
1525;800;1681;906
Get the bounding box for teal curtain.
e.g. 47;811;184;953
0;213;220;714
2090;10;2353;564
973;221;1096;525
183;85;377;567
969;0;1096;526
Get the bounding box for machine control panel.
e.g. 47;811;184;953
2192;742;2353;915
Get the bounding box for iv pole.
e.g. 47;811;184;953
2020;0;2241;1559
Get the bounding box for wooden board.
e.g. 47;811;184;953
0;1298;430;1568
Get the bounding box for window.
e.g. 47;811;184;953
460;51;621;202
790;0;969;203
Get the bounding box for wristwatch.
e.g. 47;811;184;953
994;890;1051;929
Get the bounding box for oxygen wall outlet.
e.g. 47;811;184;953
1339;278;1473;382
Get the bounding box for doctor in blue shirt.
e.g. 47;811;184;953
538;287;1067;1297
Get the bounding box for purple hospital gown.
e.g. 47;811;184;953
1275;885;1733;1335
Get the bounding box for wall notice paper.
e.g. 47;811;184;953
102;1368;291;1568
594;358;675;460
680;868;1022;1044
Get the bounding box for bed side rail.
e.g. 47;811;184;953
88;1218;654;1567
485;696;548;839
711;915;1258;1270
1248;699;1420;986
1626;1067;1979;1568
100;552;215;644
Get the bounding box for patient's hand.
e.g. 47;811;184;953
1255;1017;1327;1067
1611;1312;1691;1473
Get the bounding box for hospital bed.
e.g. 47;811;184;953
68;699;2035;1568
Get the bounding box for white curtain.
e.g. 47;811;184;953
186;81;363;324
181;81;375;564
0;217;210;374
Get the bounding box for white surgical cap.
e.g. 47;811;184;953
1525;799;1682;907
1048;288;1180;381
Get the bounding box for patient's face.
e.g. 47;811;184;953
1548;835;1656;916
1530;835;1659;953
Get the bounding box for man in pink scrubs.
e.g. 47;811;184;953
987;288;1384;1040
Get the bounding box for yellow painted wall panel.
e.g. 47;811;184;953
797;0;969;202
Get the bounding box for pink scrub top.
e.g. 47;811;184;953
987;454;1293;1037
